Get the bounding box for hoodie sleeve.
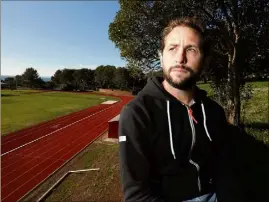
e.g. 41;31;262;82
119;104;164;202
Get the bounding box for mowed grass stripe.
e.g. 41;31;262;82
1;90;118;135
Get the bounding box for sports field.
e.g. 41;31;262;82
1;90;118;135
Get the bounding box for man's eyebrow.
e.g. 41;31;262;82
167;44;178;47
185;44;199;49
167;44;200;48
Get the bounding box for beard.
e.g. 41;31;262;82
163;65;200;90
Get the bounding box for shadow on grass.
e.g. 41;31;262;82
216;125;269;202
1;94;19;97
244;122;269;130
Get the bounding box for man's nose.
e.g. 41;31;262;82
175;48;186;64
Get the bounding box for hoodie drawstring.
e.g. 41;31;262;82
166;100;176;159
201;102;212;142
166;101;212;159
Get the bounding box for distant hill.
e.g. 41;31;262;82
41;77;51;82
1;75;13;80
1;75;51;82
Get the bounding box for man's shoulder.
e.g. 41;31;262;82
119;96;153;128
125;93;153;110
202;96;225;113
196;87;224;112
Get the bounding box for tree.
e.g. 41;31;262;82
126;60;147;90
94;65;116;89
73;69;84;90
35;78;46;89
51;69;75;91
73;68;94;90
51;70;63;85
84;69;95;90
109;0;269;125
4;77;16;90
51;68;96;91
61;69;75;86
21;67;41;88
44;81;56;90
15;75;23;87
113;67;130;90
146;69;163;79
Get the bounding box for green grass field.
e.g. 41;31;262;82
242;82;268;144
1;90;118;135
198;81;268;144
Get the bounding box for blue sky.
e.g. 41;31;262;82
2;1;126;77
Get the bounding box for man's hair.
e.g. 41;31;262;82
160;17;210;57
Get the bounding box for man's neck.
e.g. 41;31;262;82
162;79;195;106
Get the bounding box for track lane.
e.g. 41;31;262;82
1;104;108;167
1;113;112;181
2;103;121;179
1;99;122;166
2;104;112;153
1;95;132;202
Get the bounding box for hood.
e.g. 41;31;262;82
139;76;213;160
139;76;208;102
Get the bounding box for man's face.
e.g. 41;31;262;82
161;26;204;90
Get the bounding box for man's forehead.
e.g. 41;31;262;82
165;26;202;46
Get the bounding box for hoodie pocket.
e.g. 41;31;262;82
161;164;200;201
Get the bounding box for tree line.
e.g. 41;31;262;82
50;65;148;91
2;68;44;90
2;65;162;92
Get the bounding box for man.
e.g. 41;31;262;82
119;17;228;202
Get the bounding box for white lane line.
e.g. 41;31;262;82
2;114;110;185
2;105;107;145
1;109;114;172
1;101;121;157
16;128;108;202
4;104;122;201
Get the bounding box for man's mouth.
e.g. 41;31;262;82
171;67;188;73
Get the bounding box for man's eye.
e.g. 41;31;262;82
187;48;196;52
169;47;175;51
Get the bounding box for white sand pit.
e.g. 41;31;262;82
101;100;118;104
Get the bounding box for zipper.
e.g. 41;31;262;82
185;106;196;156
185;106;201;192
189;159;202;192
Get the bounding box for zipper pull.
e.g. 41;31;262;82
188;108;198;124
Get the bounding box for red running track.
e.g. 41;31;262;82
1;95;132;202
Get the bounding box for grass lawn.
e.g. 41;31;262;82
242;82;268;144
1;90;118;135
21;139;123;202
198;81;268;144
43;142;122;202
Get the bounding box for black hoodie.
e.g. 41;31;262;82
119;77;228;202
